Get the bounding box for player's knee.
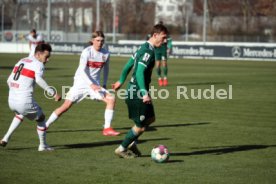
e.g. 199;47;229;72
133;126;144;134
15;114;24;121
141;127;146;132
106;94;115;104
36;113;45;122
36;119;46;130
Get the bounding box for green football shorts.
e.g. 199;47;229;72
125;98;155;128
155;52;167;61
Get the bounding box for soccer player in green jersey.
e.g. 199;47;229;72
147;22;172;87
155;22;172;87
112;24;168;158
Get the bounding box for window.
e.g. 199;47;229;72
167;5;175;11
157;5;163;11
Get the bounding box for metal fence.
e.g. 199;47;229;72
0;0;275;43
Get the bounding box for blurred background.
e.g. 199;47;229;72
0;0;275;43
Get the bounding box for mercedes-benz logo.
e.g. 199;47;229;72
232;46;241;58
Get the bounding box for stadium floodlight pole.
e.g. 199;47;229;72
112;0;116;43
202;0;207;43
96;0;100;30
185;3;189;42
1;3;4;42
47;0;51;42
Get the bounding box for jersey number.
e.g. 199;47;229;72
142;53;150;62
13;63;24;81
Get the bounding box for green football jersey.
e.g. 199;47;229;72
128;41;155;98
167;37;172;49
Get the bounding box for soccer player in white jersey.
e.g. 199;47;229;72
0;43;61;151
27;29;44;57
45;31;120;136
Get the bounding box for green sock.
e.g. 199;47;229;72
121;129;139;148
163;65;168;78
156;67;161;78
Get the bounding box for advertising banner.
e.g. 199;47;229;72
1;40;275;61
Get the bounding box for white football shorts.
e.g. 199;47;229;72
8;100;43;121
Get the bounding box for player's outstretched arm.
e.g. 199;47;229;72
36;75;60;101
113;57;135;91
119;57;135;83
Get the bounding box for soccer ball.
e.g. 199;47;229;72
151;145;170;163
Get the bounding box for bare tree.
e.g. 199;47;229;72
193;0;276;41
117;0;155;38
100;2;113;33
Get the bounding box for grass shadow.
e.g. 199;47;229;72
47;122;210;134
183;144;276;156
152;122;210;128
141;144;276;158
60;138;171;150
56;75;74;78
176;81;227;86
47;128;102;133
1;66;14;70
121;122;211;132
45;67;61;70
165;160;184;163
150;159;184;164
5;138;170;151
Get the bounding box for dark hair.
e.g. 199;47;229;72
150;23;168;37
31;29;36;33
35;43;52;53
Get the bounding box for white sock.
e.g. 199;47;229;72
2;115;23;142
119;145;126;151
104;109;114;129
45;112;58;128
37;121;47;146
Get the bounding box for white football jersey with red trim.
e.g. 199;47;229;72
27;33;43;56
73;45;110;87
7;56;44;102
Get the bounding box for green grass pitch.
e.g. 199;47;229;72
0;53;276;184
